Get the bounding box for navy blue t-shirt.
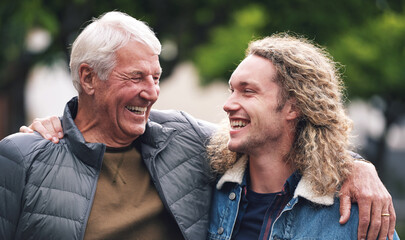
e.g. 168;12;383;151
234;190;277;240
233;172;300;240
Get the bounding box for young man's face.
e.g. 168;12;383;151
223;54;293;156
92;40;161;142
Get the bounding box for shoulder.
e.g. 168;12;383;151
149;109;218;139
294;196;359;219
0;132;54;167
277;197;359;239
296;196;359;228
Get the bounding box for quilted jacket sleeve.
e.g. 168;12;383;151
181;111;217;143
0;137;26;240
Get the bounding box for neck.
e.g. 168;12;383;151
248;126;296;193
248;154;295;194
74;102;135;148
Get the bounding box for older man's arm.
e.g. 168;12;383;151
339;160;396;240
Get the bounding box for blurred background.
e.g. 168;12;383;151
0;0;404;235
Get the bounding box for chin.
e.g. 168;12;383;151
227;141;241;153
126;126;146;137
228;139;251;154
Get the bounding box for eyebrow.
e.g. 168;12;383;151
230;80;258;89
128;70;162;76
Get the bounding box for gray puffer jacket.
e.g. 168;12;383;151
0;97;216;240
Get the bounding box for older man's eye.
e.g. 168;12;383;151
130;77;142;82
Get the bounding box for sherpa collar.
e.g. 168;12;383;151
216;155;335;206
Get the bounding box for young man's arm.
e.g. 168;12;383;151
20;116;63;143
19;116;396;240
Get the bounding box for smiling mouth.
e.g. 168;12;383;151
230;120;249;129
125;106;147;115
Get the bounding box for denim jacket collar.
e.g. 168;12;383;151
216;154;335;206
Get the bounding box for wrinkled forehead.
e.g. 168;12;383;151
114;41;162;71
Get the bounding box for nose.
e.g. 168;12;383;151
223;93;239;113
139;76;159;102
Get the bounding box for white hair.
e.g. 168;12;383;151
70;11;162;92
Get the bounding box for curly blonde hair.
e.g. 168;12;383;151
209;33;354;196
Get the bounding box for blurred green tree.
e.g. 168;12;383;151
0;0;96;137
330;11;405;176
193;0;387;83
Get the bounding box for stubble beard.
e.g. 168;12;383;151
228;133;266;155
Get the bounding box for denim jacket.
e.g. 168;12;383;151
207;155;400;240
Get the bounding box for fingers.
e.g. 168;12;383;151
339;193;352;224
377;204;391;240
48;116;64;139
387;204;396;240
348;160;397;240
29;116;63;143
356;198;372;240
367;195;390;240
29;119;54;141
19;126;34;133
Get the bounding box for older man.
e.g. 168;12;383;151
207;34;398;240
0;11;214;240
9;11;395;240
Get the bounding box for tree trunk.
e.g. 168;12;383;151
0;54;31;140
0;94;10;139
372;98;405;182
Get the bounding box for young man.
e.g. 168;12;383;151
207;34;398;240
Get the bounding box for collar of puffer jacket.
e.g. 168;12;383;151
61;97;106;170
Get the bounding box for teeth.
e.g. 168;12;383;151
230;120;247;129
126;106;147;114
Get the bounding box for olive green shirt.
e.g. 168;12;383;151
84;144;183;240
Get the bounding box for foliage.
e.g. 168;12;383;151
192;0;390;83
330;11;405;101
329;10;405;175
194;4;267;85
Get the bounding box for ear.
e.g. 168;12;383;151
79;63;96;95
285;98;301;121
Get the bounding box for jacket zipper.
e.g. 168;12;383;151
147;132;186;237
79;145;106;240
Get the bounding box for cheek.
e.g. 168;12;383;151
156;85;160;96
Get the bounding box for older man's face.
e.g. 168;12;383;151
93;41;161;142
